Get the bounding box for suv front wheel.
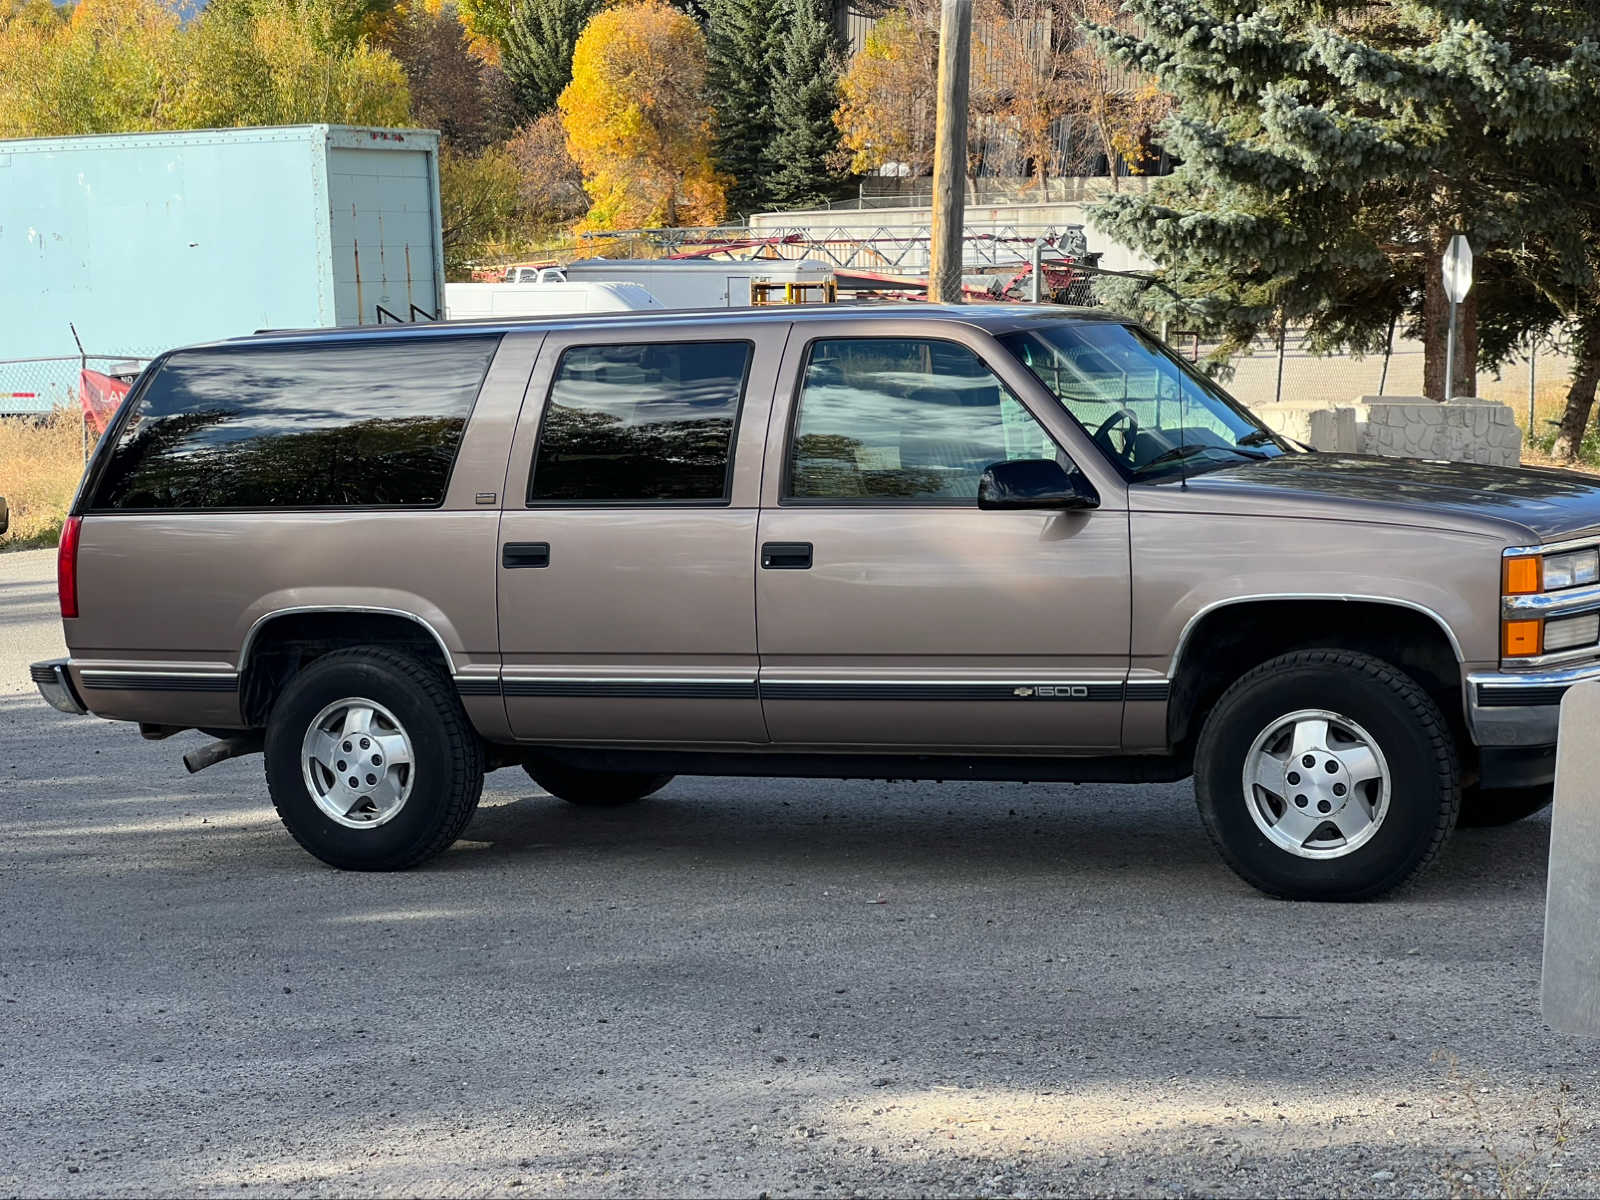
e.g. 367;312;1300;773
1194;649;1458;901
264;648;485;870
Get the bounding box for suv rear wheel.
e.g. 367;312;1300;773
523;760;674;808
1194;649;1458;901
264;648;485;870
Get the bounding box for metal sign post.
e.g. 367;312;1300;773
1442;235;1473;401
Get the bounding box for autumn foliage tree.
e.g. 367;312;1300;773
505;110;588;222
835;0;1169;190
380;0;512;151
0;0;182;136
174;0;411;129
1056;0;1169;186
558;0;726;229
0;0;411;137
454;0;514;58
833;6;938;178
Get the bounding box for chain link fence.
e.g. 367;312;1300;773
0;355;149;414
0;354;151;549
0;354;152;463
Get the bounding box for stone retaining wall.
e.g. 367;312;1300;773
1254;396;1523;467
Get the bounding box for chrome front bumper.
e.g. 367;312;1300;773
30;658;87;715
1467;660;1600;747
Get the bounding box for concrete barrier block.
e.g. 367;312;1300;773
1354;398;1522;466
1307;409;1339;449
1543;680;1600;1036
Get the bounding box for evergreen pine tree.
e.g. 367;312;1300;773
705;0;782;215
1085;2;1600;412
501;0;610;120
763;0;851;209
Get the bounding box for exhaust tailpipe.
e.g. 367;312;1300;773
183;733;264;774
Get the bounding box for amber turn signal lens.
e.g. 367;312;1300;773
1504;556;1541;595
1503;619;1543;657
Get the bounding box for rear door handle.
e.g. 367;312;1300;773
503;541;550;569
761;541;813;570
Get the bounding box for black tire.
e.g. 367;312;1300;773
264;647;485;870
1457;783;1553;828
523;760;673;808
1194;649;1459;901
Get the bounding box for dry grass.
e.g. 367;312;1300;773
1478;377;1600;474
1479;377;1570;440
0;408;92;551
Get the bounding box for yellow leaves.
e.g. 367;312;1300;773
559;0;725;230
0;0;412;138
0;0;66;33
834;10;936;176
453;0;510;62
0;0;181;137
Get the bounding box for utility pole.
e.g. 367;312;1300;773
927;0;973;304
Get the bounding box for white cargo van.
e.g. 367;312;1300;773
443;281;661;320
560;258;835;308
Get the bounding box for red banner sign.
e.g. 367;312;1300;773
79;370;131;434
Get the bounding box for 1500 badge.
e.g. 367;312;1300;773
1013;685;1092;698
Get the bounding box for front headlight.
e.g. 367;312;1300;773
1545;613;1600;652
1543;549;1600;591
1503;544;1600;660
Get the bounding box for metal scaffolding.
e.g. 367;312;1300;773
575;222;1091;274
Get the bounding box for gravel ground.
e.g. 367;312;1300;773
2;547;1596;1198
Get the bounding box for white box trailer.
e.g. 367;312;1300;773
0;125;444;373
559;257;835;309
1;124;446;415
444;281;661;320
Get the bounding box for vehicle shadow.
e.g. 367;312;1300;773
1;691;1550;905
451;770;1550;906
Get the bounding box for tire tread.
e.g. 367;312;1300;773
1194;648;1459;901
266;646;484;871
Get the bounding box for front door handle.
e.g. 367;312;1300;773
761;541;813;570
503;541;550;569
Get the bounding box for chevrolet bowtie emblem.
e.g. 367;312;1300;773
1013;686;1035;697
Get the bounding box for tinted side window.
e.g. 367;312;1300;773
528;341;752;503
92;336;499;510
787;338;1063;501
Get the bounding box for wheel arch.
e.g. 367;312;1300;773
1167;596;1467;753
238;607;457;727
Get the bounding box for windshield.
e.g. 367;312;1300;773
996;322;1288;480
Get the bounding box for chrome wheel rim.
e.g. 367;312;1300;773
1242;708;1391;860
301;697;415;829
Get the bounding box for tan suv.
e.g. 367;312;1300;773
31;306;1600;899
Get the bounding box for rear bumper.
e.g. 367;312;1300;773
30;658;87;715
1467;661;1600;748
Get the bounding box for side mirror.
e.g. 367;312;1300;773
977;459;1099;511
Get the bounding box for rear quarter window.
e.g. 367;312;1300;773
527;341;752;504
89;335;500;510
